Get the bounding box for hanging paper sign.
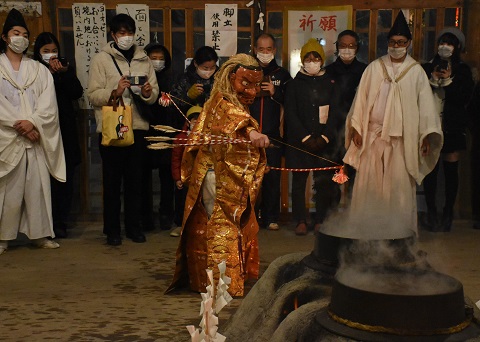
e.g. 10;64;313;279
116;4;150;49
285;6;352;76
72;3;107;109
205;4;237;57
0;1;42;15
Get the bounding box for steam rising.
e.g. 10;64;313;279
318;198;462;296
321;199;414;240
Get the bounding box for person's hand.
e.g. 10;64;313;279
48;57;68;74
421;136;431;156
13;120;35;136
352;128;362;147
24;129;40;143
261;77;275;96
432;65;452;80
303;136;326;152
187;83;204;99
141;81;152;98
176;180;183;189
249;130;270;148
115;76;130;97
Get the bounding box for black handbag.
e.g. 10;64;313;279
110;55;155;123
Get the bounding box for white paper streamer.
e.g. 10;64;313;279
188;262;231;341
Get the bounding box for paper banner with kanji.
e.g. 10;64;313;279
72;3;107;109
205;4;237;57
116;4;150;49
285;6;352;76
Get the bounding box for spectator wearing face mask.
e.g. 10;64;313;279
170;46;218;116
325;30;367;197
420;28;474;232
87;14;159;246
250;33;292;231
33;32;84;239
284;38;342;236
140;43;177;232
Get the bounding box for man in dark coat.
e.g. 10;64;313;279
249;33;292;230
325;30;367;194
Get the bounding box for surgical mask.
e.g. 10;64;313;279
257;52;274;65
197;68;215;79
303;61;321;75
151;60;165;72
8;36;29;54
41;53;57;64
438;45;454;59
116;35;134;51
338;48;355;62
388;47;407;60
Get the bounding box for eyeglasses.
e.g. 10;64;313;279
387;39;409;47
338;43;358;49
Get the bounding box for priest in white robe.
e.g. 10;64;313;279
343;11;443;239
0;9;65;255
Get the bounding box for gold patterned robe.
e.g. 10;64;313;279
166;92;266;296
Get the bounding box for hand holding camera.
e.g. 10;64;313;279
48;56;69;73
432;59;451;79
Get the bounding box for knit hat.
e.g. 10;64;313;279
300;38;326;63
2;8;29;36
187;105;202;120
437;27;465;51
388;11;411;40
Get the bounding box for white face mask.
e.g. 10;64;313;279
388;47;407;60
116;35;134;50
151;60;165;72
41;53;57;64
197;68;215;79
338;48;356;62
438;45;454;59
303;61;322;75
257;52;274;65
8;36;29;54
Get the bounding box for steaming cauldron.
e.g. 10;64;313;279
317;266;478;341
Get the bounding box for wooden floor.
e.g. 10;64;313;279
0;219;479;341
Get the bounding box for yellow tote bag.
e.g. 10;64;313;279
101;91;134;147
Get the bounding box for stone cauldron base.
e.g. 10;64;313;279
221;253;480;342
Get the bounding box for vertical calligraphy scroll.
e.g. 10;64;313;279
205;4;237;57
72;3;107;109
116;4;150;49
285;6;352;76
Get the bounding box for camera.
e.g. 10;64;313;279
256;75;271;97
58;57;69;67
434;59;449;72
126;75;147;86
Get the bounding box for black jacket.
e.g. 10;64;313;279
249;60;292;140
52;66;83;167
170;68;215;115
284;71;341;169
325;57;367;116
422;58;474;133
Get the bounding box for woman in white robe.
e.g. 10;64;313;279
0;9;65;255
